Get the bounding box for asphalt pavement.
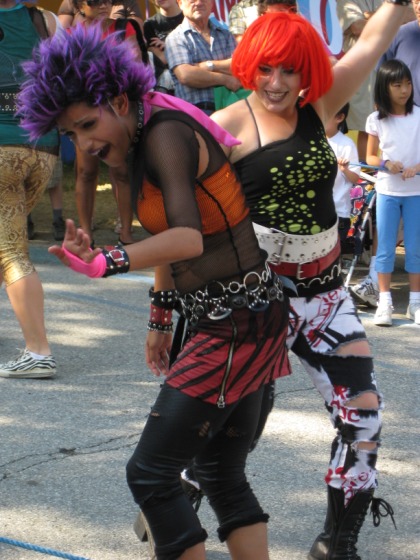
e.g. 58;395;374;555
0;236;419;560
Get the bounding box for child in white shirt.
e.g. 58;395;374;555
366;59;420;326
326;103;361;253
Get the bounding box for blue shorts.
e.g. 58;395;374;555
375;194;420;273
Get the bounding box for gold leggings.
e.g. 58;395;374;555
0;146;56;286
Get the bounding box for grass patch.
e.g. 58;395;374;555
61;161;112;192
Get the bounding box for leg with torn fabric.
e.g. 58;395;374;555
287;289;395;560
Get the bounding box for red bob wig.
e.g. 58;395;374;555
231;12;333;106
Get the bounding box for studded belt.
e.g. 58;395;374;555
253;221;339;264
178;267;286;326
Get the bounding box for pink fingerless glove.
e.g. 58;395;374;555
62;246;107;278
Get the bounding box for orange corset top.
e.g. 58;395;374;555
137;161;249;235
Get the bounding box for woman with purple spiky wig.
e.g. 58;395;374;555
0;0;61;380
18;23;291;560
64;0;147;248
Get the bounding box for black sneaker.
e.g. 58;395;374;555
27;215;35;240
52;217;66;241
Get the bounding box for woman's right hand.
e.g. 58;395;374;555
145;331;172;376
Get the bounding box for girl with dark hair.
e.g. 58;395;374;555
17;23;290;560
373;57;414;118
210;5;410;560
366;59;420;326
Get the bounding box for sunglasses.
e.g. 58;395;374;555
85;0;112;7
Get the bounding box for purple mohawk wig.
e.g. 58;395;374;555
17;23;155;141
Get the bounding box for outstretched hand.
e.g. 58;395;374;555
48;219;102;266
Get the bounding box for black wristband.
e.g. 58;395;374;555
149;287;179;309
102;246;130;277
147;320;174;333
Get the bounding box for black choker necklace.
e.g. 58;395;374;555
131;101;144;146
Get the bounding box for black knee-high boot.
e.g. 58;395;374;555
308;486;396;560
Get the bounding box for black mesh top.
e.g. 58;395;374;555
129;109;266;294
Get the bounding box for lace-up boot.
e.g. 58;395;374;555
308;486;396;560
307;485;336;560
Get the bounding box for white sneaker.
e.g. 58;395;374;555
374;304;393;327
350;276;379;308
406;302;420;325
0;349;56;379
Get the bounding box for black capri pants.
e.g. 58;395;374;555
126;383;269;560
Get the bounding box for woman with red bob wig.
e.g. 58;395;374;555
212;4;410;560
231;11;332;105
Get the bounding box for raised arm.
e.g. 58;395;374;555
318;0;412;123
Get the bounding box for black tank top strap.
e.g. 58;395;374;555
245;98;262;149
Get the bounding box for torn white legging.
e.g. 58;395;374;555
287;287;383;506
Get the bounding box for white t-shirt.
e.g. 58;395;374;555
327;131;360;218
365;106;420;196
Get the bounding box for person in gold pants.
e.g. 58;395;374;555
0;0;59;378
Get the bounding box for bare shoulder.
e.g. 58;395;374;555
42;9;59;36
211;99;249;137
212;98;257;162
